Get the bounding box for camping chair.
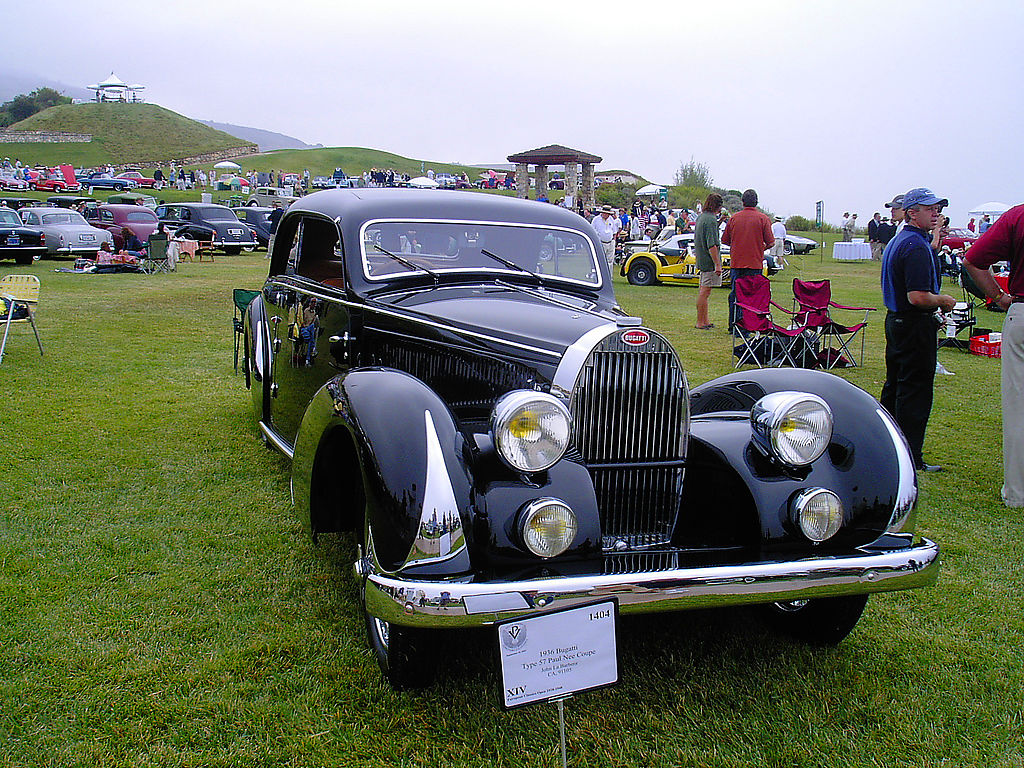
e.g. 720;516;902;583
0;274;43;365
792;278;875;368
233;288;261;373
141;235;171;274
733;274;812;368
937;283;977;352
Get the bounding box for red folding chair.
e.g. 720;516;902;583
733;274;813;368
792;279;875;368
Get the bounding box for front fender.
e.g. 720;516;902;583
687;368;917;551
292;368;474;577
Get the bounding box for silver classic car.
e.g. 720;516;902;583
18;206;113;256
240;188;939;689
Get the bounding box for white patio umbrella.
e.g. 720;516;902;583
968;201;1011;219
214;160;242;171
635;183;666;196
408;176;439;188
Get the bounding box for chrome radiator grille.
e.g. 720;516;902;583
569;330;688;551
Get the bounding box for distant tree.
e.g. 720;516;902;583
595;182;639;210
673;157;713;189
0;87;72;127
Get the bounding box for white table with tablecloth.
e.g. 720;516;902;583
833;242;872;260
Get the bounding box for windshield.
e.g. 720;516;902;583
42;212;88;225
360;219;600;286
0;209;20;225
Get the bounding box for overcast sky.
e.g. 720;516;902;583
3;0;1021;225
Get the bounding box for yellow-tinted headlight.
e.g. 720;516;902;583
492;391;571;472
519;498;578;558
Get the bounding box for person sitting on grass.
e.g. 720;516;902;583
120;227;146;262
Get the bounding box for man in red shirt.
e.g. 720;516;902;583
965;205;1023;508
722;189;774;331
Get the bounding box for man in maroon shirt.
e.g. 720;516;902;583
722;188;774;331
965;205;1023;507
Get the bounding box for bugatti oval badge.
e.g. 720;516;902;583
621;329;650;346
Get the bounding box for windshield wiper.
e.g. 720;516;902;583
480;248;548;287
371;242;439;286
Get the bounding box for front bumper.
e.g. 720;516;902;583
363;538;939;628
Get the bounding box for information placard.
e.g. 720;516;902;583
497;599;618;709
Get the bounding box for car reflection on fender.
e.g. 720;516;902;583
239;188;939;690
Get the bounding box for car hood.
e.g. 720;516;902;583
376;284;627;358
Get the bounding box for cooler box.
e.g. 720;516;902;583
970;333;1002;358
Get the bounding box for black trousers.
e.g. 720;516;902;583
880;311;938;466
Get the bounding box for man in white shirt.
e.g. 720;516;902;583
591;205;620;265
770;216;787;270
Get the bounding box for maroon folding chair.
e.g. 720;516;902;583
733;274;813;368
792;278;875;368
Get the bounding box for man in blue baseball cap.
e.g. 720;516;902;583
880;188;957;472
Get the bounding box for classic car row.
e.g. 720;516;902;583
0;199;258;258
239;188;939;689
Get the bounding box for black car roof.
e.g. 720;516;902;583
288;187;593;231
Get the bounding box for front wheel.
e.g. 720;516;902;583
758;594;869;645
627;259;659;286
784;242;794;255
364;610;437;690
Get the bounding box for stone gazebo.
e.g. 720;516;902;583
507;145;602;209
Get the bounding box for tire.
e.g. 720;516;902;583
784;242;794;256
248;201;258;207
364;610;437;690
224;246;241;255
759;594;869;645
15;253;32;266
627;259;659;286
114;184;125;191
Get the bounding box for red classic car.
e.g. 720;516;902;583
90;203;159;249
31;165;81;193
116;171;157;189
0;172;30;191
941;227;978;250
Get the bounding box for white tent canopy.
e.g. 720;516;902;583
968;201;1011;218
635;184;667;196
408;176;439;188
214;160;242;170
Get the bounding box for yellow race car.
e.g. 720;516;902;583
620;232;733;286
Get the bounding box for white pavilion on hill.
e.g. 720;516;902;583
85;73;145;103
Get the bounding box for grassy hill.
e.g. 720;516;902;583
245;147;504;182
0;103;254;166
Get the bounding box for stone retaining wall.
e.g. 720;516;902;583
171;145;259;166
0;130;92;143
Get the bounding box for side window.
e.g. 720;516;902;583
294;217;344;285
101;210;114;222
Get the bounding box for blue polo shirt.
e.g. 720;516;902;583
880;225;941;312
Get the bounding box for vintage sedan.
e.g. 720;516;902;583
0;172;30;191
18;206;113;256
78;172;136;193
234;205;274;248
0;206;46;264
240;189;938;689
154;202;256;254
115;171;157;188
91;204;159;249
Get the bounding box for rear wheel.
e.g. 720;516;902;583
759;594;868;645
224;246;242;255
15;253;32;266
627;259;659;286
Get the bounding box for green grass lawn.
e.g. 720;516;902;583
0;247;1021;767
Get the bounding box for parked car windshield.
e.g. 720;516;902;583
0;209;20;225
360;220;600;286
42;212;88;225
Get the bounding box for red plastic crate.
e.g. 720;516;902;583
970;334;1002;358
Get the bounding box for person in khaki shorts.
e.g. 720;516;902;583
694;192;724;329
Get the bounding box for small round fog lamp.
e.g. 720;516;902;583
791;488;843;542
518;498;577;558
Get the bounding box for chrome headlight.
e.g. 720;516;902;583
751;392;833;467
791;488;843;542
491;391;571;473
518;498;578;558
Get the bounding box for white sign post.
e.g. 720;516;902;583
498;599;619;765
